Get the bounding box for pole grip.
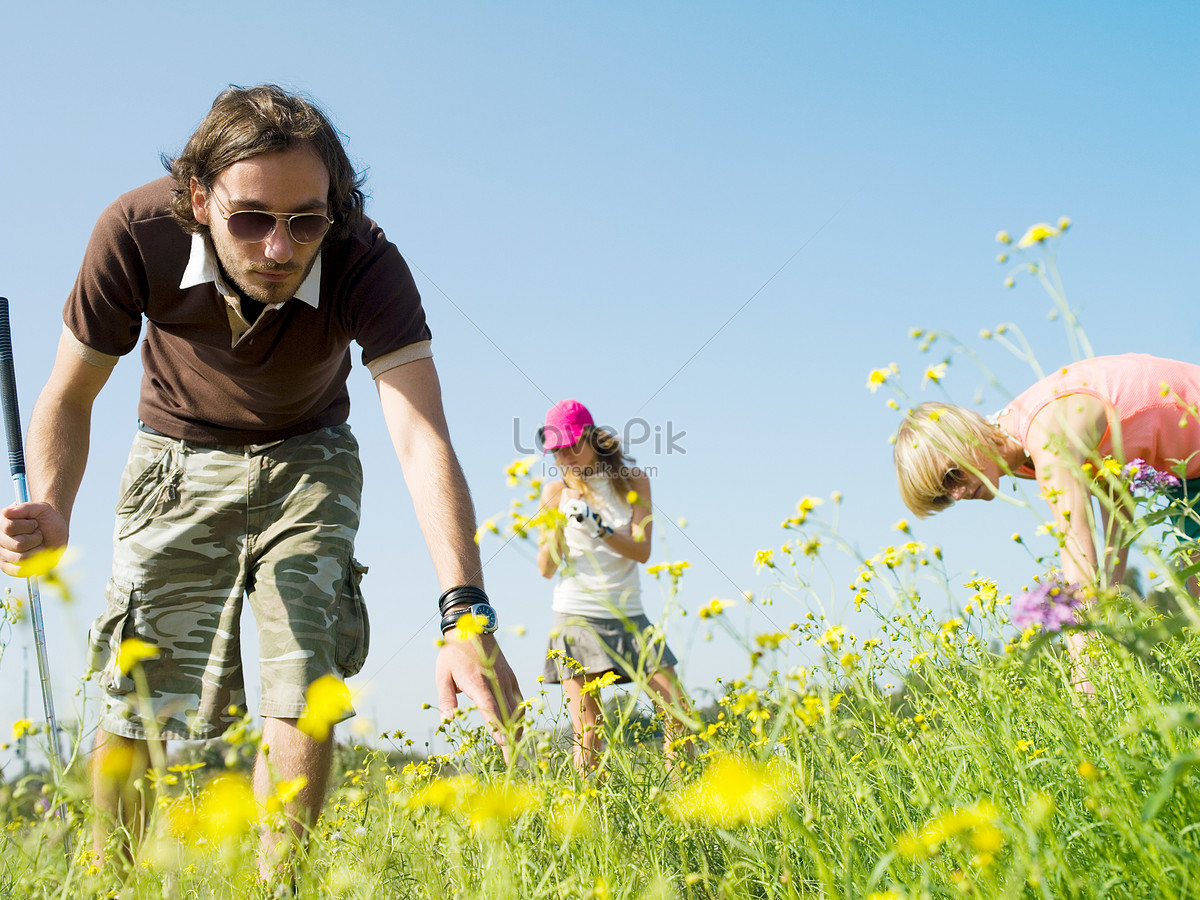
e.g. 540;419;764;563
0;298;27;478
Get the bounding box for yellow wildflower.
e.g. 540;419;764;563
465;783;537;831
297;675;354;742
451;612;487;640
117;638;159;675
995;230;1012;245
549;795;593;840
754;548;775;570
504;455;538;486
755;632;788;650
668;754;787;827
818;625;844;651
265;776;309;814
12;546;65;579
409;775;479;813
473;515;501;543
867;368;890;392
580;671;620;695
782;496;824;528
646;560;690;579
923;362;947;387
11;719;34;740
1016;222;1058;248
698;598;733;619
172;773;258;843
897;800;1004;860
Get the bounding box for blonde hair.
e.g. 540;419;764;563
894;402;1008;517
563;425;638;502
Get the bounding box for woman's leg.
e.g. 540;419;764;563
562;675;605;773
645;667;694;764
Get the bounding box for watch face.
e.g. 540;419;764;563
470;603;498;632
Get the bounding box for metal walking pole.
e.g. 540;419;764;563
0;298;68;799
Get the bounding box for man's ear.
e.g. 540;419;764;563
190;177;210;226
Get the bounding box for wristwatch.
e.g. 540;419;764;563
440;602;498;634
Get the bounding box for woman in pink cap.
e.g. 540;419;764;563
535;399;690;772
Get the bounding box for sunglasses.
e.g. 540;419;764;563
941;467;967;492
209;187;334;245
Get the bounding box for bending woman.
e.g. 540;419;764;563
894;354;1200;672
536;399;690;772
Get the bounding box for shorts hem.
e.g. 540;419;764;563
259;702;307;721
97;713;224;743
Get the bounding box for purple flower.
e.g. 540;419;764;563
1012;576;1082;632
1124;458;1181;495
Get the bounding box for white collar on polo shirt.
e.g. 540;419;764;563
179;233;322;309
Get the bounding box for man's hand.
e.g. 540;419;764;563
435;633;524;761
0;502;68;577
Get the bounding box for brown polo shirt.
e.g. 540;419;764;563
64;176;433;445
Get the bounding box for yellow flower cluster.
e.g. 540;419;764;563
896;799;1005;868
923;362;947;387
579;671;620;696
297;675;355;742
166;773;258;844
646;560;691;579
796;692;842;727
818;625;845;652
668;754;788;827
781;496;823;529
504;455;538;486
698;598;734;619
409;774;538;832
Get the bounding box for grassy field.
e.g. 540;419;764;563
4;491;1200;898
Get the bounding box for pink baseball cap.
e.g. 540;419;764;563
540;399;593;452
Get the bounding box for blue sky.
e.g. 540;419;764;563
0;2;1196;765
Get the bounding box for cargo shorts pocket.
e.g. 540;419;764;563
335;558;370;677
115;442;181;541
88;578;137;695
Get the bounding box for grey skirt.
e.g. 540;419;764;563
542;612;678;684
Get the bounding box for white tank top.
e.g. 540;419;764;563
552;475;644;617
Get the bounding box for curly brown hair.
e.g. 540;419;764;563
161;84;365;242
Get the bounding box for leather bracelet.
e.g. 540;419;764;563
438;584;490;616
440;602;498;634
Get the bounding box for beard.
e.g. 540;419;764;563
207;228;321;306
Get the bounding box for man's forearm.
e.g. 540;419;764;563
26;389;93;527
400;439;484;591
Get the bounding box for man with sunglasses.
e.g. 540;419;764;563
0;84;521;874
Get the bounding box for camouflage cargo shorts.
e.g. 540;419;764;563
87;424;369;741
